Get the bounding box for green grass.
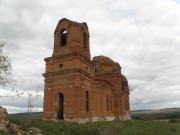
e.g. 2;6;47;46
9;118;180;135
8;111;180;135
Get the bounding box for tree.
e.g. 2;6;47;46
0;41;14;87
26;85;42;115
21;85;42;130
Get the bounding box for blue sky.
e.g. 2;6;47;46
0;0;180;113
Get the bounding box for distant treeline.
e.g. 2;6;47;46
9;112;42;120
132;112;180;120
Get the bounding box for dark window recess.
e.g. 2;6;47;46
107;95;109;110
61;29;67;46
57;93;64;119
59;64;63;68
94;64;98;72
110;96;112;110
84;32;87;48
86;66;88;71
86;91;89;113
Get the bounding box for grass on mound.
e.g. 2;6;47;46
10;118;180;135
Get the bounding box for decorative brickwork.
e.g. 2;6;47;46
43;18;131;122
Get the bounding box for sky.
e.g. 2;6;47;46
0;0;180;113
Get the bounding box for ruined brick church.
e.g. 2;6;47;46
43;18;130;122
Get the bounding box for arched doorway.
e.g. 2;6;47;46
57;93;64;119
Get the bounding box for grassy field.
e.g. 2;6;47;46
4;109;180;135
8;118;180;135
7;119;180;135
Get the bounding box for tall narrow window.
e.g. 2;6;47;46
86;91;89;113
61;29;67;46
107;95;109;110
110;96;112;110
84;32;87;49
57;93;64;119
94;64;98;72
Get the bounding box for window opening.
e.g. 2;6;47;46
57;93;64;119
107;95;109;110
84;32;87;49
59;64;63;69
110;96;112;110
61;29;67;46
94;64;98;72
60;64;63;68
86;91;89;113
86;66;88;72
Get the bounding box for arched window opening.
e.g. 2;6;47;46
86;91;89;113
84;32;87;49
107;95;109;110
61;29;67;46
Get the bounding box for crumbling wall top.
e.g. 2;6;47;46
56;18;89;33
92;55;115;64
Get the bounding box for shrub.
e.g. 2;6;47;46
168;119;179;123
170;127;177;132
0;130;10;135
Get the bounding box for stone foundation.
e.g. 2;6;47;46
64;116;115;123
119;115;131;120
44;115;131;123
43;114;131;123
65;115;131;123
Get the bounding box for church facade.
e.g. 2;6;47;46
43;18;130;122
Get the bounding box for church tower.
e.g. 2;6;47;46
43;18;94;120
53;18;90;59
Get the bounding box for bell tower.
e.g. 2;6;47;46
43;18;93;120
53;18;90;59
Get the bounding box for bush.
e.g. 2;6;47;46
170;127;177;132
132;115;152;121
168;119;179;123
0;130;10;135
